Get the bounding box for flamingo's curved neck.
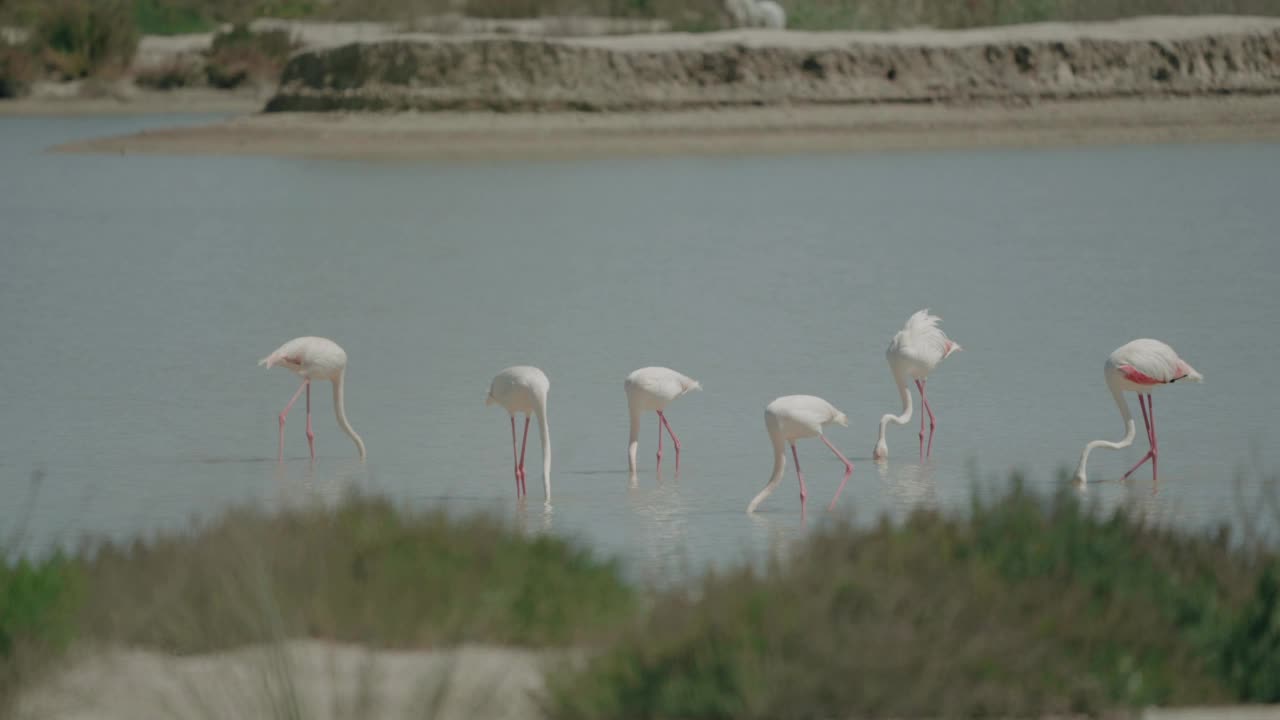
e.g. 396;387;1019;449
332;370;366;460
1074;380;1135;481
747;434;787;513
875;370;913;450
534;394;551;502
627;407;641;474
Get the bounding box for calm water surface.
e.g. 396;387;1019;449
2;114;1278;579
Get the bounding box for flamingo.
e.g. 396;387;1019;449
747;395;853;513
873;309;962;462
754;0;786;28
1074;339;1202;484
486;366;552;501
258;336;366;461
625;366;702;474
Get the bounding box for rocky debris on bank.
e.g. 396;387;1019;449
264;16;1280;113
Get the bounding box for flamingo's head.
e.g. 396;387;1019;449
873;441;888;463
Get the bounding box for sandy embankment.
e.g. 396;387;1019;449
16;641;560;720
265;16;1280;112
47;16;1280;160
15;641;1280;720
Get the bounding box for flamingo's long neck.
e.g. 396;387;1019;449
627;406;641;474
747;432;786;513
875;370;913;456
332;370;366;460
1074;380;1134;482
534;394;551;502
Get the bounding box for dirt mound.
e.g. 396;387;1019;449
265;17;1280;112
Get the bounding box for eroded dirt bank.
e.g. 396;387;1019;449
265;16;1280;112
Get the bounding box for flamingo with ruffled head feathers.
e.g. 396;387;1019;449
747;395;853;514
625;366;701;474
487;366;552;502
1074;339;1202;484
873;309;962;462
259;336;366;461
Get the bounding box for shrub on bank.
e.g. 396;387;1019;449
0;42;36;97
32;0;138;80
77;494;634;653
204;23;296;88
553;479;1280;719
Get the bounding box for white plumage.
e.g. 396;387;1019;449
753;0;786;28
747;395;852;514
1074;339;1202;484
874;309;962;462
625;366;701;473
723;0;786;28
487;366;552;502
258;336;366;461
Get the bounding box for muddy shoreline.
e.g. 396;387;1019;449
50;94;1280;161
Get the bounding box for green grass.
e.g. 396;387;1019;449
7;0;1280;35
0;548;83;714
132;0;212;35
551;477;1280;719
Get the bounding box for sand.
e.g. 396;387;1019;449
15;641;560;720
47;94;1280;162
14;641;1279;719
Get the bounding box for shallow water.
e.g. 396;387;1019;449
2;114;1278;579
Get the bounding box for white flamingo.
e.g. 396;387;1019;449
486;366;552;501
747;395;853;513
259;336;366;461
625;366;701;474
1074;339;1202;484
724;0;786;28
873;309;962;462
753;0;786;28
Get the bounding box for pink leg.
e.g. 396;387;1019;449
305;381;316;460
518;415;530;496
916;380;926;459
821;435;854;511
1123;394;1156;480
658;411;682;473
791;443;808;505
918;379;937;458
276;379;308;462
1149;394;1159;483
510;416;521;495
655;413;664;470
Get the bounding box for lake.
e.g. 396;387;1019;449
2;113;1278;580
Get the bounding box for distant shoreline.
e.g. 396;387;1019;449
49;95;1280;161
0;89;262;117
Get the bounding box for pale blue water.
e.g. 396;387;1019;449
2;113;1278;580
